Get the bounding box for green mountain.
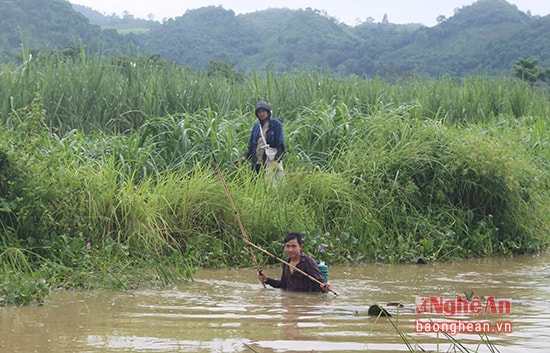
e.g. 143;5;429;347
122;0;550;77
377;0;544;76
1;0;548;78
0;0;130;59
134;6;260;70
237;8;360;72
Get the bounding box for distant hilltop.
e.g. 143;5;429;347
3;0;549;77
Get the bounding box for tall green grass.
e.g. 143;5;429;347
1;52;549;134
1;56;549;304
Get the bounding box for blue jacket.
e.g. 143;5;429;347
245;101;285;170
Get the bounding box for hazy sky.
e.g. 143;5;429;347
69;0;549;26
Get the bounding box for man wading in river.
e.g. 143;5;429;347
259;232;333;293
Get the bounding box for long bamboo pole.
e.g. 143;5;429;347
212;155;266;288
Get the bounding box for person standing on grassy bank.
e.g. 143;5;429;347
259;232;333;293
237;100;285;173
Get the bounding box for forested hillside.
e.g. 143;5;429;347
0;0;130;58
1;0;549;77
376;0;546;76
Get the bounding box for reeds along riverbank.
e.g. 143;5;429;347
0;57;549;303
1;54;549;133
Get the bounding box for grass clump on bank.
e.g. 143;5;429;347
1;57;550;305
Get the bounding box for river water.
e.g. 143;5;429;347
1;253;549;352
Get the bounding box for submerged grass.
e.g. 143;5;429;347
1;57;549;305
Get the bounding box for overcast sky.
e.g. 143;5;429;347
69;0;549;27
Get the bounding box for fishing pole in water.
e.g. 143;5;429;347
212;154;338;296
212;154;266;288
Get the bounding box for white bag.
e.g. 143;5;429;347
265;146;277;161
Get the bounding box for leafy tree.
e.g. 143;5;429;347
206;60;247;82
513;58;550;83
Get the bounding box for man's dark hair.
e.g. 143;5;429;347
284;232;303;245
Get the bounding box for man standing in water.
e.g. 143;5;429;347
259;232;333;293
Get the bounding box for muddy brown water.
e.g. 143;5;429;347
1;253;549;352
